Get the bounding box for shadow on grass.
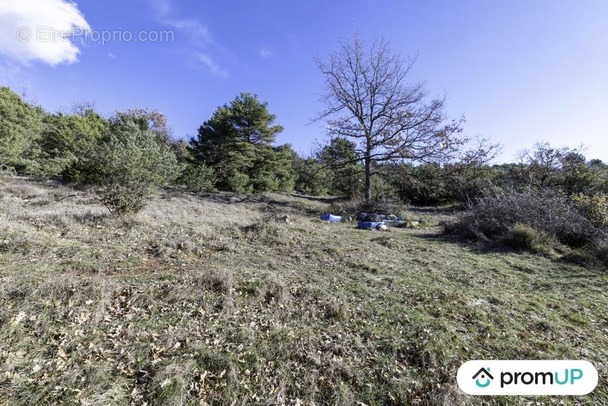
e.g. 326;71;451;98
409;227;608;279
289;193;344;204
407;205;465;215
165;189;331;216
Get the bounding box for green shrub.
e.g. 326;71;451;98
226;172;253;193
505;223;548;252
36;109;108;177
0;87;44;173
99;183;148;216
252;173;280;192
293;157;330;196
178;164;216;192
64;114;180;215
66;115;179;187
371;175;399;203
572;193;608;227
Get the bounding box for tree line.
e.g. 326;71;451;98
2;35;607;216
2;84;608;207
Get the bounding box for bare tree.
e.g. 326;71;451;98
316;34;467;201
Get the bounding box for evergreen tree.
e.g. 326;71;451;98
317;137;363;198
293;156;331;196
190;93;293;193
38;107;108;177
66;111;179;187
0;87;45;173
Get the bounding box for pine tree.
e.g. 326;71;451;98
190;93;293;193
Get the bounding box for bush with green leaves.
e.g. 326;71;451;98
370;174;399;203
382;162;500;206
383;163;446;205
571;193;608;227
68;115;179;187
316;137;363;198
248;144;296;192
226;172;253;194
508;143;604;196
66;113;179;215
99;183;148;216
0;87;45;173
177;163;216;193
36;108;108;177
293;157;330;196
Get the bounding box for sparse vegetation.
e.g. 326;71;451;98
0;8;606;400
1;177;607;405
445;189;606;248
503;223;548;253
1;81;608;404
98;183;149;216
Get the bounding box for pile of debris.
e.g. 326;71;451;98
319;209;419;231
356;211;405;230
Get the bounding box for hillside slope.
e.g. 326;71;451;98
0;178;606;405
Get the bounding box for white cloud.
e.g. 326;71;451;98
259;47;274;59
152;0;211;44
166;18;211;44
0;0;91;66
151;0;228;77
151;0;172;18
196;53;229;78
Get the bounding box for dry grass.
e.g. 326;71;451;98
0;177;607;405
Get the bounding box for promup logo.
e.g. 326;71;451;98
472;367;494;388
457;360;598;396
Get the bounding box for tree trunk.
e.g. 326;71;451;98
364;154;372;202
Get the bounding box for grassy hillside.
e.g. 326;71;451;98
0;177;606;405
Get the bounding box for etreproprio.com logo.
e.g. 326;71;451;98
457;360;598;396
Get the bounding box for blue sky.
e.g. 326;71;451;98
1;0;607;163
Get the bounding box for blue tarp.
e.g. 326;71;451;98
320;214;343;223
357;221;386;229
